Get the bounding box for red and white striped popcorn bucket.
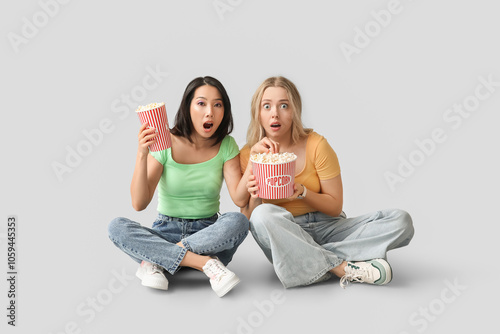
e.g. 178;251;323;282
252;157;296;199
136;102;172;152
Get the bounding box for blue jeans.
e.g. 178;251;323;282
108;212;249;275
249;204;414;288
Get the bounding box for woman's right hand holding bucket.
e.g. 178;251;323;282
138;123;157;156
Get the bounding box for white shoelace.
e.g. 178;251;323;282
340;273;363;289
144;263;163;275
151;264;163;273
340;265;372;289
206;260;227;281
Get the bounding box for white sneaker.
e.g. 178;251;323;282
202;258;240;297
136;261;169;290
339;258;392;289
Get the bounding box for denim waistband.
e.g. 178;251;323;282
294;211;347;224
157;212;219;223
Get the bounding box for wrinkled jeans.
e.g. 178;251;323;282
108;212;249;274
249;204;414;288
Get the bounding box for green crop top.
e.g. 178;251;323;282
150;135;239;219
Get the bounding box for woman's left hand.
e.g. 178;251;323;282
286;183;305;201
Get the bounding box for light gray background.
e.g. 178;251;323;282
1;0;499;333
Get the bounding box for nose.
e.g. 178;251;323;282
270;106;279;118
205;105;214;118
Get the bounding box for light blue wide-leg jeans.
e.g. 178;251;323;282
249;204;414;288
108;212;249;275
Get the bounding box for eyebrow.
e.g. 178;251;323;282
262;99;289;102
195;96;222;101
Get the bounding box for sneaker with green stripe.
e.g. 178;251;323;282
340;259;392;289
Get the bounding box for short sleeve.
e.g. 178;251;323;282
222;136;240;163
315;137;341;180
150;148;169;165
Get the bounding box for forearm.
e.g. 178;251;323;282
224;156;251;208
300;188;343;217
233;164;254;207
130;151;152;211
233;184;250;208
241;196;262;220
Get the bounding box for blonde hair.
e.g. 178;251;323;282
246;76;312;147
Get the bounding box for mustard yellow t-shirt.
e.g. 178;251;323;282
240;132;341;217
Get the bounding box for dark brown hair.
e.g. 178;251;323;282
171;76;233;145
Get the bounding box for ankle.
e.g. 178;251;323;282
179;251;211;271
330;261;347;278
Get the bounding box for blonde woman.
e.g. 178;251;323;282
240;76;414;289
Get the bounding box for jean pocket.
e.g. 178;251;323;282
152;216;170;230
190;220;214;233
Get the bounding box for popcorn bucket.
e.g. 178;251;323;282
252;155;297;199
136;102;172;152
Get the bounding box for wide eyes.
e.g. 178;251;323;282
262;103;288;110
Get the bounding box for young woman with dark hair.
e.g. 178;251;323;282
171;76;233;146
108;76;250;297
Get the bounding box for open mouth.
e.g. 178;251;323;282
203;121;214;131
270;122;281;130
